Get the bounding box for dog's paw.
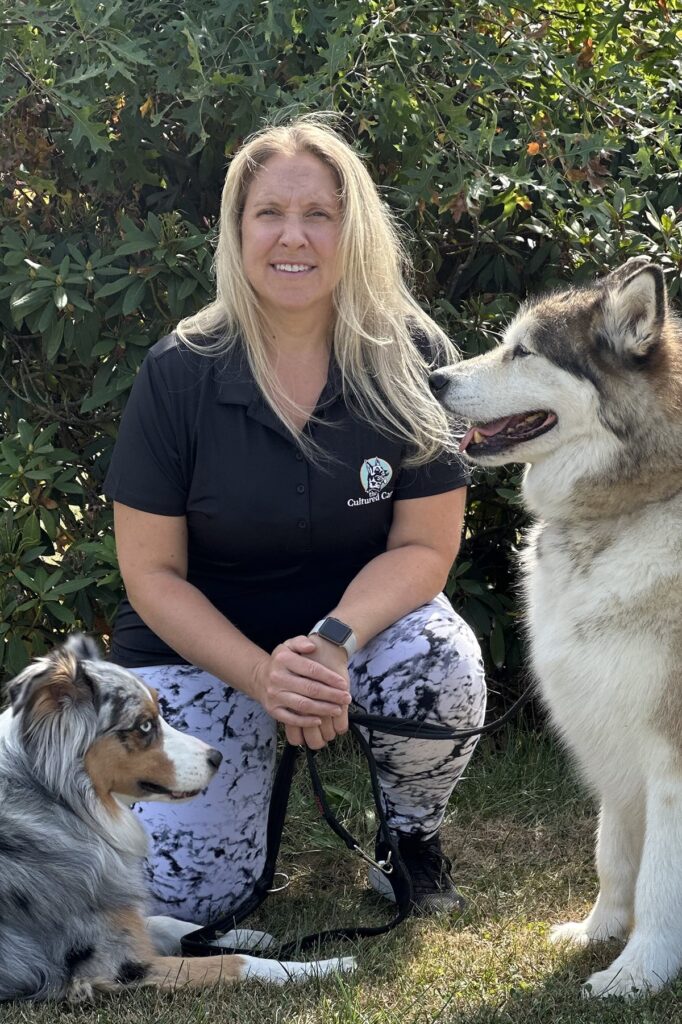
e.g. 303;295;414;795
550;917;627;947
582;961;662;999
241;955;356;985
65;978;95;1002
550;921;594;947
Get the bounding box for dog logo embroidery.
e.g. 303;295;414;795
347;457;394;508
360;457;393;495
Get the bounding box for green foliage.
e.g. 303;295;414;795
1;0;681;691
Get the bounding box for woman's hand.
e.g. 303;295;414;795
292;636;350;750
251;635;351;748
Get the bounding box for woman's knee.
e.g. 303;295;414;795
351;596;486;725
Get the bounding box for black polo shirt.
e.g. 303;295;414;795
104;333;469;667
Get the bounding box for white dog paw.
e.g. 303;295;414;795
241;955;356;985
550;918;627;947
550;921;594;947
582;961;665;999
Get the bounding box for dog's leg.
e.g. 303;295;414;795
140;953;356;989
551;795;644;947
582;767;682;998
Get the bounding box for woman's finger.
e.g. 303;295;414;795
276;673;351;705
285;724;305;746
302;725;327;750
319;717;337;743
271;707;323;728
274;649;348;690
277;691;348;718
332;706;349;736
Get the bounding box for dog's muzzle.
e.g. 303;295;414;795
428;370;449;395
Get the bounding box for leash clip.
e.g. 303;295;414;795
352;844;393;875
267;871;290;893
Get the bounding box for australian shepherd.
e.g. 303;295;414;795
0;635;353;1001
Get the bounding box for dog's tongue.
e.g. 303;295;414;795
459;417;513;452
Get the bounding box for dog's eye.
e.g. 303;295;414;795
137;719;154;734
513;344;533;358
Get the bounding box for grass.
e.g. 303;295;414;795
5;728;682;1022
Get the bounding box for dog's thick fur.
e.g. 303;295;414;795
0;637;353;1001
433;258;682;998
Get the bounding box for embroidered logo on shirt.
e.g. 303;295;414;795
361;457;393;494
348;457;394;507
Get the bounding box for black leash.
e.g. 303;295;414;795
180;681;534;959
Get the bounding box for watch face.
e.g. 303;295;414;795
320;618;353;645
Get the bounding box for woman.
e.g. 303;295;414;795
104;116;486;925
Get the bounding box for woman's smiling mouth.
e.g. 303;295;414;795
271;263;314;273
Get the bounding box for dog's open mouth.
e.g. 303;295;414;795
138;780;202;800
459;411;558;454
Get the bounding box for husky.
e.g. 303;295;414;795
0;635;354;1001
430;258;682;998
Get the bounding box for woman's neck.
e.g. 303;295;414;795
261;305;333;356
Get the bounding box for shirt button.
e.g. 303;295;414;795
295;452;304;461
296;484;305;494
297;519;307;529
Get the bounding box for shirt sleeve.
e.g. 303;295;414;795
103;345;188;516
393;452;470;500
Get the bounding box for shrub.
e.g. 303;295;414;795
1;0;680;698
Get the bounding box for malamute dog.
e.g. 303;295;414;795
431;258;682;998
0;635;353;1001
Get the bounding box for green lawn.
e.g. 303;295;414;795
5;728;682;1022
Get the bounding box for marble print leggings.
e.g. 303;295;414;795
133;594;486;924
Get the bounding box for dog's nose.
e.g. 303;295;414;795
206;748;223;771
428;370;449;394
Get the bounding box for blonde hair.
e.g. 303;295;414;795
176;114;460;465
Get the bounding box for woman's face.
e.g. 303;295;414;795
240;152;343;327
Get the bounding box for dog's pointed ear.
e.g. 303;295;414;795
63;633;100;662
9;636;100;719
601;260;667;362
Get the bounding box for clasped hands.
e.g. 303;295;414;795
252;635;351;750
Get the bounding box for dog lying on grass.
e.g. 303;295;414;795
0;635;353;1001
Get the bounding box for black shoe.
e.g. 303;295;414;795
368;830;467;916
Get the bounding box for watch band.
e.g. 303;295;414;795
309;616;358;658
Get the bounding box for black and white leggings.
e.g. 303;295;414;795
134;594;486;925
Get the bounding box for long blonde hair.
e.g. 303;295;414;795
176;114;460;465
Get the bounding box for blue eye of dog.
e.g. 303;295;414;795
513;344;533;358
137;720;154;734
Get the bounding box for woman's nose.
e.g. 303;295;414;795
278;216;306;247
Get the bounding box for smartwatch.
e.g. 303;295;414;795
309;616;358;658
